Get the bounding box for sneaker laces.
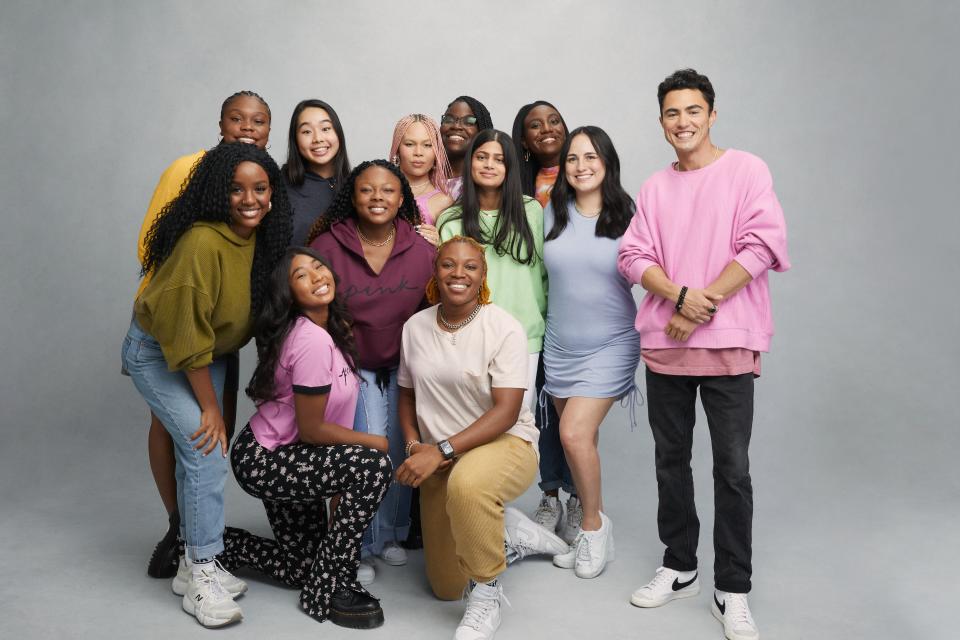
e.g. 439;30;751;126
533;496;559;528
213;559;237;581
196;568;231;602
575;533;593;563
460;585;510;630
642;567;675;593
723;593;756;627
565;497;583;530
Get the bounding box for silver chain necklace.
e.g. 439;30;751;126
437;302;482;331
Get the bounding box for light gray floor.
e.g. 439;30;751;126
2;367;956;639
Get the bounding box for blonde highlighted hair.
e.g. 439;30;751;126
425;235;492;305
389;114;452;195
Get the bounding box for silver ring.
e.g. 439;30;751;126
708;305;718;315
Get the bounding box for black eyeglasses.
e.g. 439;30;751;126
440;114;478;127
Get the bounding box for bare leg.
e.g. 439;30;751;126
554;396;617;532
147;411;178;514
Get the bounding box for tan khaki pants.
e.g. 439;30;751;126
420;433;538;600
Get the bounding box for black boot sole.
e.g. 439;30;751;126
328;608;385;629
147;511;180;579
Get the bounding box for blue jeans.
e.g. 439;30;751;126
354;367;411;555
122;318;228;560
535;358;575;494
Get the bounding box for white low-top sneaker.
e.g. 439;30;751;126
712;591;759;640
558;495;582;544
379;541;408;566
172;557;247;597
181;565;243;627
504;507;569;562
532;494;563;533
552;530;582;569
574;512;615;579
357;558;375;586
455;582;509;640
629;566;700;608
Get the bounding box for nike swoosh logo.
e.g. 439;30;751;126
672;573;697;591
714;593;725;614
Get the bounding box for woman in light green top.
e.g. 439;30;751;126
437;129;546;408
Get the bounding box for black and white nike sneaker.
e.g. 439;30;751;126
712;591;759;640
629;566;700;607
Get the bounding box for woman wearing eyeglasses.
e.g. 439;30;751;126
439;96;494;199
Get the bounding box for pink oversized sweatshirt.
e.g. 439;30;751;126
617;149;790;352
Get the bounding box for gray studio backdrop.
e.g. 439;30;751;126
1;1;958;638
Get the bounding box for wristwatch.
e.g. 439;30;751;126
437;439;455;460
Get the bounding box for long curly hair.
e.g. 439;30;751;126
389;114;452;195
305;159;421;243
425;235;492;305
511;100;569;197
141;142;293;318
547;126;635;241
246;247;359;403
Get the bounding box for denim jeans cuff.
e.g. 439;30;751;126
188;539;225;562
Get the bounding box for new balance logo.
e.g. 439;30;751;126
672;573;697;591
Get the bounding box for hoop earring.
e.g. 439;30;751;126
267;201;272;212
523;148;530;162
392;155;400;165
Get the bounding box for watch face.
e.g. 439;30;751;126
439;440;454;459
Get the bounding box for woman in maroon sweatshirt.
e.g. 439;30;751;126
307;159;435;583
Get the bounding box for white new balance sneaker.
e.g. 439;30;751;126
504;507;569;561
455;581;508;640
532;493;563;532
558;495;582;544
629;566;700;608
181;564;243;627
172;557;247;597
574;512;614;579
712;591;759;640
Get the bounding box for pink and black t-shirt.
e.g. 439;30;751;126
250;315;359;451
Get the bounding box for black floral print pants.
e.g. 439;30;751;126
220;425;392;621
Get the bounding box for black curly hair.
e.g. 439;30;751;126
305;159;421;243
246;247;359;403
141;142;293;318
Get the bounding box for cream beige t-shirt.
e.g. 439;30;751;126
397;303;539;450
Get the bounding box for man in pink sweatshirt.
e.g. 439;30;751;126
618;69;790;640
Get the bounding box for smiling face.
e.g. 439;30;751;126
296;106;340;176
220;95;271;149
228;161;272;238
522;105;566;165
289;253;336;312
470;140;506;191
564;133;605;196
440;100;480;159
659;88;716;157
435;240;486;307
352;166;403;227
398;121;436;181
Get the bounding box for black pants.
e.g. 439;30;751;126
221;426;392;621
645;369;754;593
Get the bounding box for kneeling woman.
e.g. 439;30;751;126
397;236;567;639
222;247;392;628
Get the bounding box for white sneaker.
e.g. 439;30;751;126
532;494;563;532
552;530;582;569
504;507;569;562
172;557;247;597
574;512;614;579
629;566;700;608
712;591;759;640
181;564;243;627
558;495;582;544
379;541;408;566
357;558;375;585
455;581;508;640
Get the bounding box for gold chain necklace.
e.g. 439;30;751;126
356;224;395;247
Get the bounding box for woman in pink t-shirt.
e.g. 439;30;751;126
219;247;392;630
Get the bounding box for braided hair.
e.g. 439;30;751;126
141;142;293;318
246;247;359;403
511;100;569;197
446;96;494;131
305;159;421;243
220;90;271;121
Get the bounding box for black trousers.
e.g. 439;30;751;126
645;369;754;593
221;426;392;621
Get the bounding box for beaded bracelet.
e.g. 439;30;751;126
404;440;421;458
675;286;689;312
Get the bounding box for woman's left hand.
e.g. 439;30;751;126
397;445;445;487
416;223;440;247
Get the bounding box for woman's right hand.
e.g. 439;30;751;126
678;288;722;324
191;408;228;457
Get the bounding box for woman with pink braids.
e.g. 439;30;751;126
389;114;452;246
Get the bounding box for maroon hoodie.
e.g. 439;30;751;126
309;218;435;370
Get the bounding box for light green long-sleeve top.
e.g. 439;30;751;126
135;221;255;371
436;196;547;353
